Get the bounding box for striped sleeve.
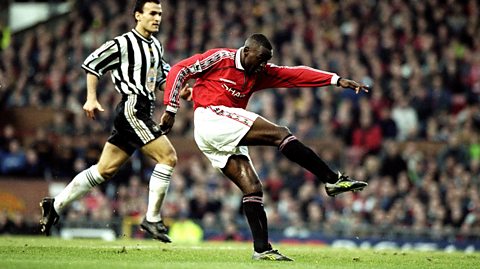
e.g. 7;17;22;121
156;40;171;86
163;49;232;113
82;39;120;77
158;58;171;86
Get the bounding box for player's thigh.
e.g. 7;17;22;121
140;135;177;166
240;116;290;146
222;155;262;194
97;142;131;178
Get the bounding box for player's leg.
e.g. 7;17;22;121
221;155;293;261
40;142;130;235
56;142;130;209
240;116;367;196
138;135;177;243
240;116;339;181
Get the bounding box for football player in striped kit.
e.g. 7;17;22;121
40;0;186;243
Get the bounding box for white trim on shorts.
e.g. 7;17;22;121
194;105;259;169
124;95;155;143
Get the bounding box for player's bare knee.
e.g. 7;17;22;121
96;164;116;179
154;151;177;167
241;176;262;192
243;180;262;194
275;126;291;144
164;153;177;167
252;179;262;191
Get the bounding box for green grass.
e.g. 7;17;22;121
0;236;478;269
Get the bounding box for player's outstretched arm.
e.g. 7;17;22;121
337;78;370;94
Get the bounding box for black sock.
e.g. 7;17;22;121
242;192;270;253
279;135;337;183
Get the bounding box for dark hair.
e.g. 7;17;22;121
248;33;273;50
134;0;161;17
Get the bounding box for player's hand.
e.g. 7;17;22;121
180;84;193;101
83;99;105;120
338;78;370;94
159;111;175;135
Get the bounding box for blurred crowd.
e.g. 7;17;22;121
1;0;480;241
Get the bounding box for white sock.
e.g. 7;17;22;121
146;164;173;222
54;165;105;213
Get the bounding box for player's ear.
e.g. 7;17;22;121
135;11;142;21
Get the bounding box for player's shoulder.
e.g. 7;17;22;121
203;48;236;59
214;47;236;53
205;47;234;53
263;63;280;71
120;29;135;37
116;29;153;42
113;31;131;43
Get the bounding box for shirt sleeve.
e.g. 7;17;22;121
157;57;171;86
254;64;340;90
156;40;171;87
163;49;225;113
81;39;120;77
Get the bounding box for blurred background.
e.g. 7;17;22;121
0;0;479;251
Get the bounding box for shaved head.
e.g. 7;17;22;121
241;34;273;75
245;33;273;51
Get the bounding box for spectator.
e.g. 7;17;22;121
391;94;419;141
210;221;244;241
0;139;27;175
438;133;469;166
264;168;284;202
351;111;383;156
0;210;13;234
378;106;398;140
23;148;44;177
0;124;16;152
380;140;408;182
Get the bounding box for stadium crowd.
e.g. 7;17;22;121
1;0;480;241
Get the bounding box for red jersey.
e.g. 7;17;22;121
164;47;340;113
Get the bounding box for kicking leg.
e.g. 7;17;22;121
240;116;337;183
240;116;367;196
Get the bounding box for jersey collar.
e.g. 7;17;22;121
131;29;153;43
235;47;244;70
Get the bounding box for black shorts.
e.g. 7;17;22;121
108;95;163;155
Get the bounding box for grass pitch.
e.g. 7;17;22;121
0;236;478;269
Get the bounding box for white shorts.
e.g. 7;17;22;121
194;105;259;169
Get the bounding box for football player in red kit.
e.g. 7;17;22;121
161;33;369;261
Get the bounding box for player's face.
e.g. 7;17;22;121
136;2;162;35
244;45;272;75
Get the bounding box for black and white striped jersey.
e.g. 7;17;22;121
82;29;171;101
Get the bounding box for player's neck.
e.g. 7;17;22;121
135;26;152;39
